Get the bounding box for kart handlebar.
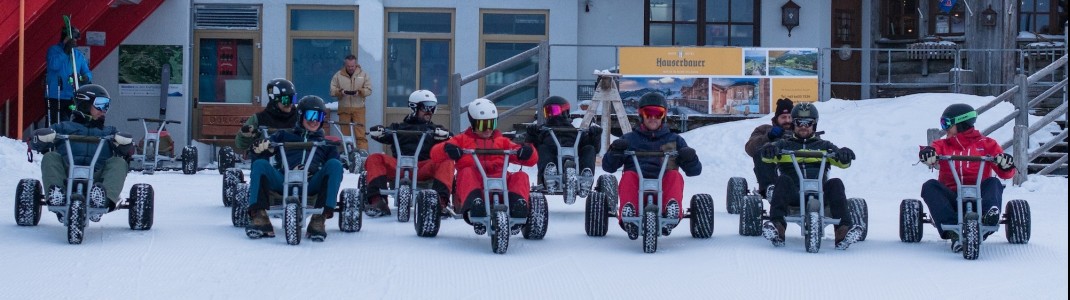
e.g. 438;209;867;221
624;150;677;157
464;149;517;155
127;117;181;124
937;155;994;162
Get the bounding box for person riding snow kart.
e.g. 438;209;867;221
524;95;602;200
244;95;344;242
601;92;702;237
363;90;455;217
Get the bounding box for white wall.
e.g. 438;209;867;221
759;0;830;48
572;0;644;100
94;0;191;149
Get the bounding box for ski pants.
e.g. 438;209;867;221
616;170;684;221
41;152;128;204
768;174;850;227
248;158;343;211
535;143;597;184
920;178;1004;232
363;153;454;203
336;107;368;151
453;166;530;213
752;154;778;198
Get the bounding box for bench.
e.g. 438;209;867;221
196;103;263;153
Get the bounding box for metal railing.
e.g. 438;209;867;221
448;41;549;133
926;54;1068;184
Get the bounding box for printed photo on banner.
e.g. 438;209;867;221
768;49;818;76
118;45;184;96
709;78;770;115
744;49;767;76
619;77;711;116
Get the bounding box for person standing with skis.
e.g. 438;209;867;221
45;25;92;125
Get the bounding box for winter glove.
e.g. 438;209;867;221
835;147;856;164
34;128;56;143
586;124;603;141
433;128;451;141
609;139;628;154
516;144;535;161
306;162;322;175
767;126;784;141
68;74;89;86
994;153;1014;171
368;125;386;139
344;90;358;96
760;144;780;160
113;132;134;146
252;138;273;154
918;146;937;167
239;124;256;138
524;125;540;143
676;147;698;166
443;143;463;161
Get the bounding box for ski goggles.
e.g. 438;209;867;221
410;101;437;113
940;111;977;130
793;118;815;128
303;110;325;122
277;95;293;106
543;103;570;118
92;97;110;112
472;119;497;131
638;106;667;119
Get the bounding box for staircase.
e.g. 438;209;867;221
0;0;165;137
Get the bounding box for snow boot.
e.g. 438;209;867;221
364;195;391;218
835;224;864;250
245;209;275;239
620;203;639;240
543;162;559;193
763;221;786;247
509;194;528;219
88;183;107;222
466;198;487;235
662;199;680;236
307;214;327;242
577;168;594;198
47;185;65;206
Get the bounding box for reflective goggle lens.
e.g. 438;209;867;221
794;118;815;127
278;95;292;106
473;119;497;131
303;110;325;122
639;106;667;119
543;104;570;117
93;97;110;112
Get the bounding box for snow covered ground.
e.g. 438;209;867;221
1;93;1066;299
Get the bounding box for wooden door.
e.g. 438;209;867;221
830;1;862;100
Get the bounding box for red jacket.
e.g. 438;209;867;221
930;128;1015;191
431;129;537;177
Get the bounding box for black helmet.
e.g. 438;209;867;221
542;96;570;118
266;78;296;106
638;93;667;109
297;95;326;114
73;84;110;115
941;103;977;131
791;102;818;121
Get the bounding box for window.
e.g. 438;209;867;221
645;0;759;46
930;1;965;36
480;10;547;106
881;0;918;39
287;6;358;103
385;10;453;108
193;4;261;103
1019;0;1065;35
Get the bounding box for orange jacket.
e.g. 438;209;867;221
431;128;537;177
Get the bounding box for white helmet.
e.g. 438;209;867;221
408;90;438;113
467;98;498;120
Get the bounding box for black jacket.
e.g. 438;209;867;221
253;124;340;172
762;133;850;180
525;116;600;151
370;114;449;161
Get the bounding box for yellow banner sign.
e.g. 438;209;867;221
620;47;743;76
771;78;819;103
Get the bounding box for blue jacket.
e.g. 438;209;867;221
33;119;120;169
254;124;340;172
602;125;701;179
45;43;92;100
